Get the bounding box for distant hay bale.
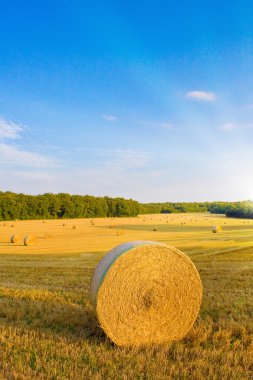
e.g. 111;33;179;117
11;224;14;228
116;230;125;236
153;226;157;231
44;232;53;239
62;223;66;226
10;235;21;244
24;235;37;246
212;225;222;233
72;225;77;229
90;241;202;346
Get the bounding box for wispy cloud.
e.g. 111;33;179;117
103;114;118;122
0;116;60;169
220;122;253;132
186;91;217;102
220;123;236;132
0;143;59;168
82;148;151;168
0;117;24;139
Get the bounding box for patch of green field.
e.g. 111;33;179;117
0;246;253;379
115;223;253;233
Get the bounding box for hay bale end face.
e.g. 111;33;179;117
90;241;202;346
10;235;21;244
24;235;37;246
212;225;222;233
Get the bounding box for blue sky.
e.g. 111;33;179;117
0;1;253;202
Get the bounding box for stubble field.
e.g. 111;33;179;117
0;213;253;379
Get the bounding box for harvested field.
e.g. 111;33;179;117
0;213;253;379
0;213;253;255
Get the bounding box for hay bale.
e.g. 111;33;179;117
44;232;53;239
116;230;125;236
212;225;222;233
153;226;157;231
10;235;21;244
24;235;37;246
90;241;202;346
72;225;77;229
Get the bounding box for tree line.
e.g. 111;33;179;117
0;192;140;220
0;191;252;220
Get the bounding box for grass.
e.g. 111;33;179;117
0;213;253;379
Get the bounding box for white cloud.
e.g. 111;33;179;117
103;114;118;122
0;117;24;139
220;122;253;132
220;123;237;132
0;143;59;168
186;91;217;102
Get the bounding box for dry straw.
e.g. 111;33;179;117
212;225;222;233
10;235;21;244
90;241;202;346
24;235;37;246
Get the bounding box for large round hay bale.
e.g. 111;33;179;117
90;241;202;346
24;235;37;246
10;235;21;244
212;225;222;233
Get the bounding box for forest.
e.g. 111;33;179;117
0;191;252;220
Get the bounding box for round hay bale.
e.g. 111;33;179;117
24;235;37;246
72;225;77;229
212;225;222;233
10;235;21;244
116;229;124;236
90;241;202;346
44;232;53;239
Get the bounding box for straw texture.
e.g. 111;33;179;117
90;241;202;346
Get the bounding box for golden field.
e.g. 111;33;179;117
1;212;253;255
0;213;253;379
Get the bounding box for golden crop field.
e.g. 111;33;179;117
0;213;253;379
